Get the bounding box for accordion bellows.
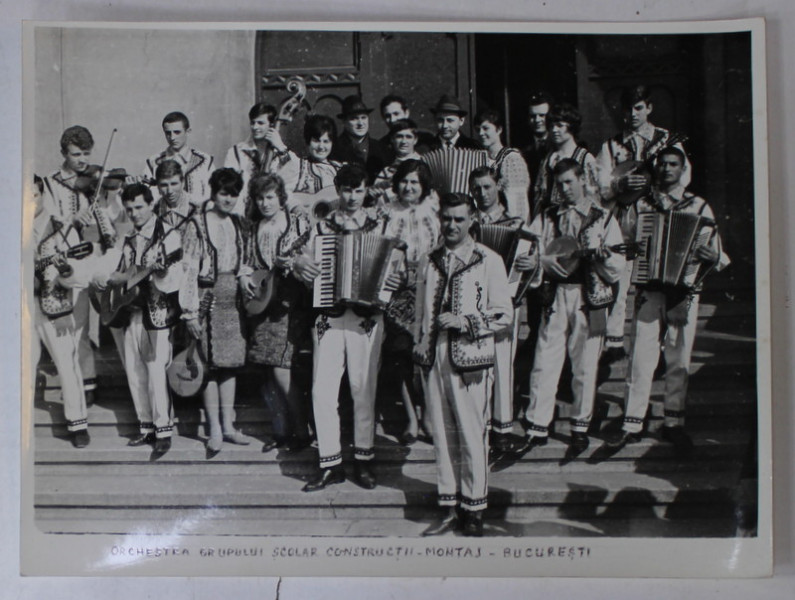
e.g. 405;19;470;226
313;233;405;309
631;211;716;288
421;148;489;195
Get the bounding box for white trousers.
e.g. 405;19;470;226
604;260;634;350
424;333;491;512
311;309;383;467
622;290;699;433
73;288;97;391
527;283;603;436
123;311;174;438
35;303;88;431
491;310;518;434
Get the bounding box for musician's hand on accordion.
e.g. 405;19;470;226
513;253;538;272
694;243;719;264
292;254;320;285
383;272;405;292
437;312;464;332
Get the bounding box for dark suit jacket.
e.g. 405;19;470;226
330;132;391;183
428;133;482;151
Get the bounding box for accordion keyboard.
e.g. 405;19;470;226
313;235;339;307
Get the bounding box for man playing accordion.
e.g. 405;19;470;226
606;146;729;457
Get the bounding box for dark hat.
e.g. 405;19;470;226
102;167;127;190
430;95;468;117
337;95;374;119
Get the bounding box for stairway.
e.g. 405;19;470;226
32;294;758;538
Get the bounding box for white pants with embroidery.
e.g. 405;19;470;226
491;309;518;434
424;332;491;512
123;310;174;438
311;309;383;468
622;289;699;433
35;303;88;432
527;283;604;436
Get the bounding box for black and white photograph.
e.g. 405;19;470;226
20;19;771;578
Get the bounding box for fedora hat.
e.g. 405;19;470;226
430;95;468;117
337;95;374;119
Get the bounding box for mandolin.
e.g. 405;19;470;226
167;292;214;397
244;268;278;317
99;248;182;327
544;235;639;279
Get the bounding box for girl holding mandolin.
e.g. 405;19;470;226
243;173;313;453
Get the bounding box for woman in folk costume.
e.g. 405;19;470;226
272;114;344;217
182;168;252;458
245;173;314;453
381;159;440;445
474;109;532;224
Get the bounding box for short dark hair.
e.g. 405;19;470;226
468;165;499;189
547;103;582;137
33;175;44;195
528;90;554;108
380;94;408;114
334;163;368;189
621;85;652;110
657;145;686;165
154;159;184;182
209;168;244;197
121;182;154;205
248;102;277;123
60;125;94;153
249;173;288;209
162;111;190;130
473;109;504;130
439;192;476;214
303;114;338;145
388;118;418;139
551;157;584;179
391;159;433;199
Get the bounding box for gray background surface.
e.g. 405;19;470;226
2;0;792;597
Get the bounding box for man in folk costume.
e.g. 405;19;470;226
606;147;729;457
143;111;214;206
292;163;403;492
516;159;625;455
468;166;535;457
596;84;691;367
154;160;198;233
108;183;184;455
224;102;298;216
414;193;513;537
33;175;90;448
41;125;118;404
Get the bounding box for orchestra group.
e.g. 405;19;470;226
32;84;729;537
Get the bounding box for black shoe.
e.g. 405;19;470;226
261;437;283;453
605;430;643;449
153;437;171;454
512;435;548;457
421;510;459;536
661;426;694;459
569;432;590;452
399;431;417;446
462;511;484;537
127;432;155;447
491;432;512;454
354;461;377;490
303;466;345;492
72;430;90;448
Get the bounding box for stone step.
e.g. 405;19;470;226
33;426;750;467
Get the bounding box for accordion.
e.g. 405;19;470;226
476;221;537;304
312;232;405;309
631;211;716;289
421;148;489;195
